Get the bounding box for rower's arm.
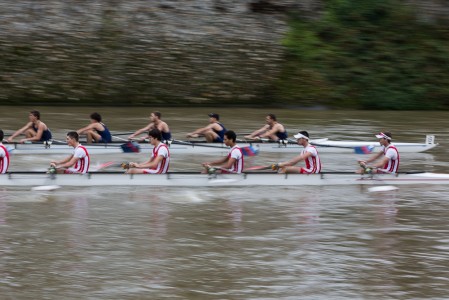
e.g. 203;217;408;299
260;126;279;138
128;123;154;139
245;125;269;139
371;156;389;169
51;155;74;168
7;122;32;141
77;123;101;134
187;124;212;137
279;151;312;167
203;156;228;167
260;124;281;138
22;123;45;142
133;155;163;169
364;151;383;164
223;157;237;170
60;156;80;169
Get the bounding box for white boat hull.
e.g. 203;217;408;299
5;135;438;155
2;172;449;187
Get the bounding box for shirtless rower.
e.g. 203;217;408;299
76;112;112;143
127;111;172;142
126;129;170;174
202;130;244;174
357;132;400;174
244;114;287;141
272;131;321;174
49;131;90;174
0;130;11;174
6;110;52;144
186;113;227;143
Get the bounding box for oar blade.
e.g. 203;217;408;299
367;185;399;193
241;145;259;156
31;185;61;191
120;141;141;153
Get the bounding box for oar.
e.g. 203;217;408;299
367;186;399;192
31;168;61;191
243;164;278;172
203;165;237;174
112;135;129;142
110;131;135;136
90;161;121;172
171;140;229;149
31;161;119;191
311;142;375;154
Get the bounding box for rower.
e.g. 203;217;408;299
186;113;227;143
272;131;321;174
357;131;399;174
49;131;90;174
244;113;288;142
0;129;11;174
202;130;244;174
76;112;112;144
127;111;172;142
6;110;52;144
125;128;170;174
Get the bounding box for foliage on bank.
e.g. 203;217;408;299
276;0;449;109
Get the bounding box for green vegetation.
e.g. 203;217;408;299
276;0;449;109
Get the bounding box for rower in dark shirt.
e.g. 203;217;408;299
186;113;227;143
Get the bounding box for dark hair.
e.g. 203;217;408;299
148;128;162;141
383;132;392;139
208;113;219;120
67;131;79;142
267;113;276;121
90;112;102;122
30;110;41;120
299;130;309;138
384;132;392;143
153;111;162;119
0;129;3;141
225;130;237;142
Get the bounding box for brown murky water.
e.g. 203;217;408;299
1;107;449;299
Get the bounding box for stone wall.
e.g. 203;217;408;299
0;0;446;105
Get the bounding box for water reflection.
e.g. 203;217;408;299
1;108;449;298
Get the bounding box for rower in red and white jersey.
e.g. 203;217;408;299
273;131;321;174
358;131;400;174
127;128;170;174
0;130;10;174
202;130;244;173
50;131;90;174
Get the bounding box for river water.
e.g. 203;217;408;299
1;106;449;299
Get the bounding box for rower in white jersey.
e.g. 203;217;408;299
272;130;321;174
358;131;400;174
126;128;170;174
202;130;244;173
0;130;11;174
50;131;90;174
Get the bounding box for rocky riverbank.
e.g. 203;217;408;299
0;1;447;106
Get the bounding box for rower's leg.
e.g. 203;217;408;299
126;168;146;174
280;166;302;174
267;133;279;141
25;128;37;138
205;131;218;143
86;132;93;143
86;131;101;143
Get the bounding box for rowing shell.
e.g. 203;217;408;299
5;135;438;155
1;172;449;187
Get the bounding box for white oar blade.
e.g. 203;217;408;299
367;186;399;193
31;185;61;191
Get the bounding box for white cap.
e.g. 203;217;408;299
375;132;392;140
293;132;309;140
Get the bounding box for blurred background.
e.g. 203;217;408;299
1;0;448;109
